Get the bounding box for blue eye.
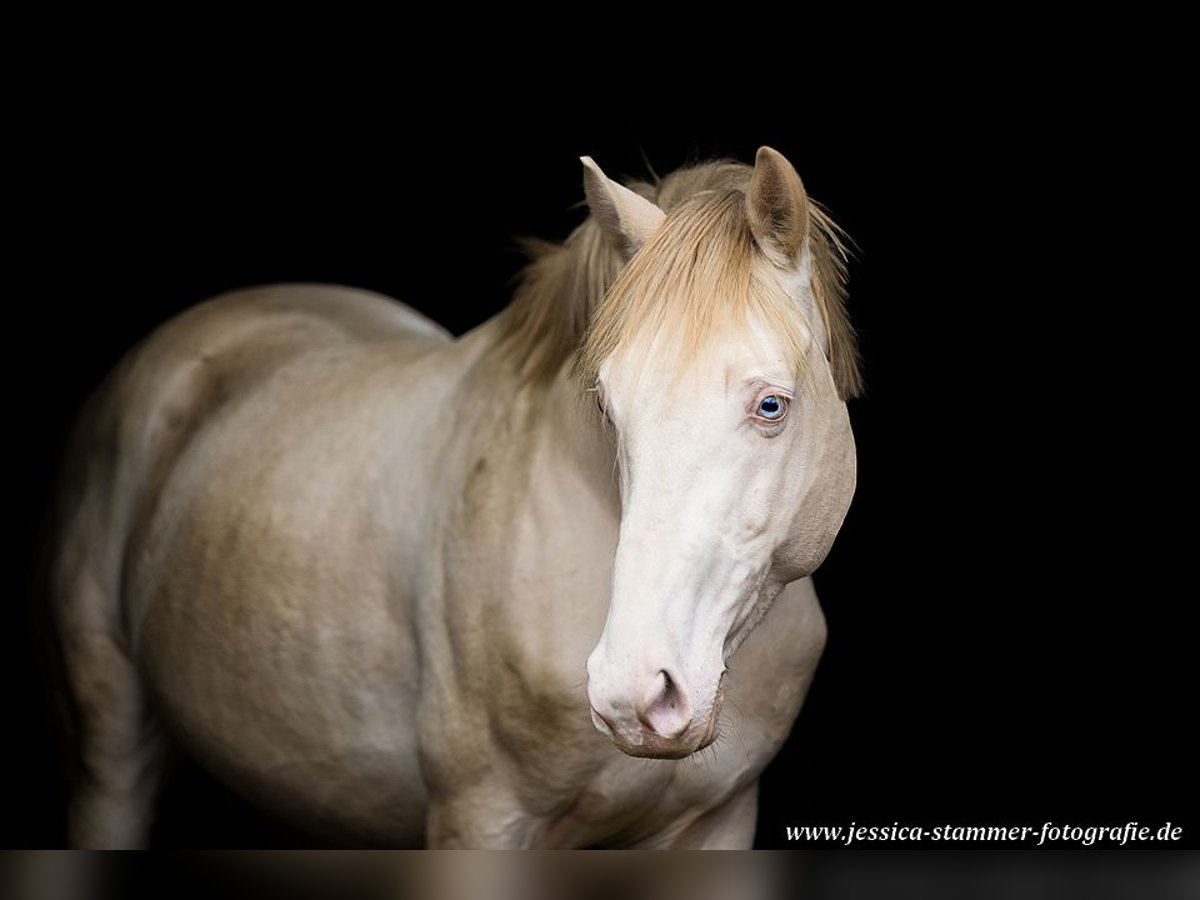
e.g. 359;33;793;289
756;394;787;421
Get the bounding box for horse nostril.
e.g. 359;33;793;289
635;669;693;739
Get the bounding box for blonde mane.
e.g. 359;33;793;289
495;160;862;399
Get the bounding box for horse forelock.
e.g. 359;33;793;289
496;159;861;400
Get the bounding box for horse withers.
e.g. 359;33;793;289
49;147;859;848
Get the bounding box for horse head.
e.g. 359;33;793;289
580;148;859;758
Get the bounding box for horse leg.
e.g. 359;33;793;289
61;627;168;849
669;781;760;849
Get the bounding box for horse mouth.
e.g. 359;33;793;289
594;696;722;760
615;730;716;759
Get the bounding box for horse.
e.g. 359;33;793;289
48;146;861;848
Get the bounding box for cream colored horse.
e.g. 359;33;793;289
50;147;860;848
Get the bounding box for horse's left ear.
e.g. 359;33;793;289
746;146;809;267
581;156;665;258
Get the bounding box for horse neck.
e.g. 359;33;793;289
456;316;619;511
456;217;624;497
532;362;619;489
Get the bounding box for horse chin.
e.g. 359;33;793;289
606;701;722;760
614;729;717;760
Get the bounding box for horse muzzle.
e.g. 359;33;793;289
587;666;724;759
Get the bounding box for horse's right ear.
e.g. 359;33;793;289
581;156;665;257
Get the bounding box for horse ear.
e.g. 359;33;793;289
746;146;809;266
581;156;665;257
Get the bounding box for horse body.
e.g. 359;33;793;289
51;151;854;848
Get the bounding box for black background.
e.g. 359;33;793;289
7;46;1194;849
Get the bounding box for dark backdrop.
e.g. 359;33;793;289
7;63;1193;849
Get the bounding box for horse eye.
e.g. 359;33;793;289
755;394;788;421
